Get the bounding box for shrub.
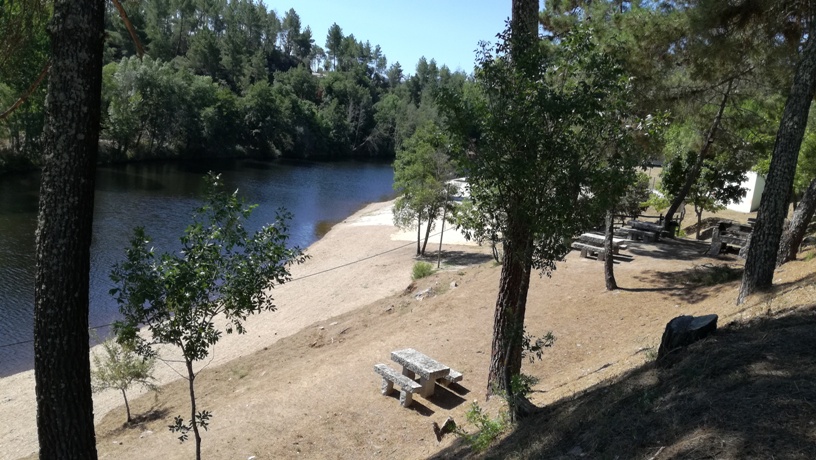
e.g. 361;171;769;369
412;261;435;280
91;336;157;424
455;401;508;452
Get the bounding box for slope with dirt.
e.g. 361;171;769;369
83;224;815;459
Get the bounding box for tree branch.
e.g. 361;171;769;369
0;60;50;121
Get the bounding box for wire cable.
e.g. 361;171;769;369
0;226;457;349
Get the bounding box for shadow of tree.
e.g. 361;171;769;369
631;263;743;304
427;250;495;268
430;305;816;459
626;238;722;262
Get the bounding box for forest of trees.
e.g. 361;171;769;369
0;0;468;174
8;0;816;455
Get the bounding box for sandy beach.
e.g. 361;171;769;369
0;199;473;459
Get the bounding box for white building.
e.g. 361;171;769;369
727;171;766;213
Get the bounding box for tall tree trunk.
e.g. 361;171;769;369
511;0;539;45
604;211;617;290
484;0;541;423
33;0;104;458
778;177;816;265
487;222;534;421
664;80;732;228
738;28;816;304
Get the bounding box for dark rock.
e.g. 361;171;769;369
432;416;457;441
657;314;718;361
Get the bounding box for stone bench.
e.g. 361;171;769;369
439;369;463;387
624;228;659;243
571;242;607;261
374;363;422;407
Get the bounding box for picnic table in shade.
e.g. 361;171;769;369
571;233;628;260
707;221;753;256
578;233;627;252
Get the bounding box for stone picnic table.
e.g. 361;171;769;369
390;348;451;397
578;233;627;253
571;233;628;260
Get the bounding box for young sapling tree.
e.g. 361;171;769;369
91;335;158;424
110;172;306;460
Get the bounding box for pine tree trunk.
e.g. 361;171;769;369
778;177;816;266
664;80;732;228
604;211;617;290
738;28;816;304
33;1;104;458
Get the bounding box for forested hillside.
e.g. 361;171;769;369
0;0;467;173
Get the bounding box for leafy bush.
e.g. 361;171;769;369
455;401;508;452
643;190;670;213
412;261;435;279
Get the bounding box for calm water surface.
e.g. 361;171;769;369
0;158;394;376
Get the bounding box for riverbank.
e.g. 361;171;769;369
5;196;798;459
2;198;473;459
0;143;397;178
0;159;395;374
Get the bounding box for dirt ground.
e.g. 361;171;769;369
4;199;797;460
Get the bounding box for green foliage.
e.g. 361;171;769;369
411;261;435;280
521;330;556;363
661;149;747;232
91;335;157;423
510;373;540;398
643;191;670;213
111;172;306;453
440;22;655;412
617;172;652;218
392;121;457;255
169;411;211;443
0;2;472;170
454;401;509;452
443;25;650;274
452;198;504;263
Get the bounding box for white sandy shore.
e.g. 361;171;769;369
0;200;474;460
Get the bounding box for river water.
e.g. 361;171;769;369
0;158;394;377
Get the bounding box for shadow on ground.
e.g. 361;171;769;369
626;238;718;262
431;303;816;460
630;263;744;304
432;250;495;268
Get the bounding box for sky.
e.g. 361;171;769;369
272;0;512;74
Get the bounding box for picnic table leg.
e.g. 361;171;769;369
401;367;415;379
380;378;394;396
418;377;435;397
